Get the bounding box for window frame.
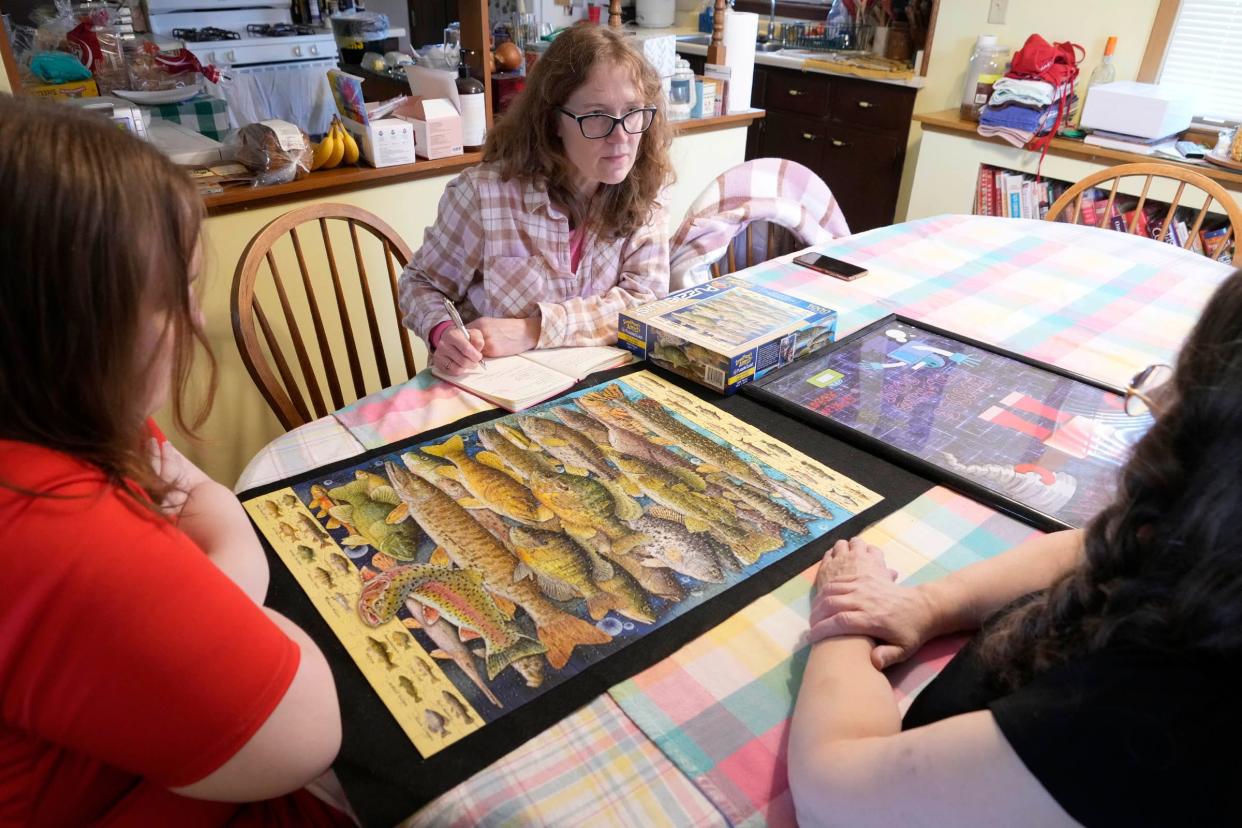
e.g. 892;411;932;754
1138;0;1242;128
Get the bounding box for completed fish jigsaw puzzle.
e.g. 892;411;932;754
243;371;880;760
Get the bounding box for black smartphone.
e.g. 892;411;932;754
792;252;868;281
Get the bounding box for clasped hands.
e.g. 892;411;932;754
810;536;937;670
434;315;541;376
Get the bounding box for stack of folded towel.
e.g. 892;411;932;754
978;77;1075;147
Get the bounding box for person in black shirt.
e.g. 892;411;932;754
787;268;1242;827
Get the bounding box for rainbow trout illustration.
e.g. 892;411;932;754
422;434;555;524
359;562;544;680
405;600;512;702
385;459;611;670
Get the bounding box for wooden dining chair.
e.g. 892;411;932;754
1045;162;1242;262
709;222;803;278
231;203;421;431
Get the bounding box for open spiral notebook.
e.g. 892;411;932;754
431;345;633;411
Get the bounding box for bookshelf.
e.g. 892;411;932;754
972;163;1233;262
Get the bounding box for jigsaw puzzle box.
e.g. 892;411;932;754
617;276;837;394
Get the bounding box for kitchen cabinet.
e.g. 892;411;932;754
682;52;917;233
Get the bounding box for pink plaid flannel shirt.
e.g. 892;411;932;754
399;163;670;349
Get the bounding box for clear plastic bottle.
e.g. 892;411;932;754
959;35;1009;121
1075;36;1117;127
668;58;695;122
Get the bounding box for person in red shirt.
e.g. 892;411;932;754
0;96;353;825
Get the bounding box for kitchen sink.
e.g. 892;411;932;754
675;33;785;52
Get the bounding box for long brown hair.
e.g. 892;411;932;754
483;22;674;237
980;268;1242;687
0;94;216;506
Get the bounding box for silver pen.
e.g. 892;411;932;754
441;296;486;368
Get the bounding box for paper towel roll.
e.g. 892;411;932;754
723;10;757;114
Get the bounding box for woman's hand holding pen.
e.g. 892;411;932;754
433;326;487;376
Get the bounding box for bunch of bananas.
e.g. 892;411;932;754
310;115;360;171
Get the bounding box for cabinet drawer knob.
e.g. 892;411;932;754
857;100;874;109
801;132;817;141
831;139;852;148
787;89;804;96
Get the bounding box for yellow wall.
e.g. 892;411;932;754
896;0;1162;220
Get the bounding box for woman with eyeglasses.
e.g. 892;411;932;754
399;23;673;376
786;271;1242;826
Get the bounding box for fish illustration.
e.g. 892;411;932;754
406;601;506;705
358;563;545;680
517;415;643;506
477;425;563;481
398;675;421;702
593;537;685;602
280;493;300;509
576;407;707;492
366;636;398;670
527;468;648;556
625;514;734;583
310;566;335;589
385;460;612;670
422;434;555;524
441;690;475;724
309;484;344;529
259;500;283;520
550;405;610;447
706;472;813;535
325;471;425;561
294;544;316;563
389;631;413;650
423;708;450;738
276;521;300;542
328;552;352;574
296;513;333;548
942;453;1078;513
625;395;770;488
330;591;350;611
399;449;530;556
651;342;693;371
508;526;627;621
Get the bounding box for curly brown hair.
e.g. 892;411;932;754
483;22;674;238
979;267;1242;688
0;94;215;510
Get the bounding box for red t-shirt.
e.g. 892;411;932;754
0;439;350;826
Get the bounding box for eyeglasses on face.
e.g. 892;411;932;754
1124;362;1173;417
556;106;656;139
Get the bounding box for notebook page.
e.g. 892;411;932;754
520;346;632;380
435;355;573;406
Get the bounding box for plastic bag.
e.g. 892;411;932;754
229;120;313;186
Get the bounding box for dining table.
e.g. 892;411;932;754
237;213;1233;827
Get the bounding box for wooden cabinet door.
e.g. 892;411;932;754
817;123;902;232
757;109;826;171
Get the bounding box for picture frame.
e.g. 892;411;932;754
744;314;1154;532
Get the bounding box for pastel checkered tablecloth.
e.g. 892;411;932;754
236;214;1234;826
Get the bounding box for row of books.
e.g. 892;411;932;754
973;166;1233;263
973;167;1070;220
1076;187;1233;264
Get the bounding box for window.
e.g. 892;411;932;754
1142;0;1242;125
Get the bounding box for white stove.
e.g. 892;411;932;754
148;1;337;67
147;0;338;133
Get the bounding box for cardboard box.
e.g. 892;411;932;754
618;276;837;394
401;65;465;159
27;79;99;99
1080;81;1194;140
341;113;418;167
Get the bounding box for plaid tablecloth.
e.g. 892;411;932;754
142;93;231;141
237;214;1234;826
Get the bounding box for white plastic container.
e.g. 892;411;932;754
959;35;1009;121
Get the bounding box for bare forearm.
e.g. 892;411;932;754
917;529;1084;637
178;481;271;603
792;636;901;750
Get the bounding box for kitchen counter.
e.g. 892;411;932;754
203;109;763;215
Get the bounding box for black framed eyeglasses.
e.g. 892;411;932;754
1124;362;1173;417
557;106;656;139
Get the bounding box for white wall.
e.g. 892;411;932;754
898;0;1162;220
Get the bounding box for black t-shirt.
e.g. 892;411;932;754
902;635;1239;826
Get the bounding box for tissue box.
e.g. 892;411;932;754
342;116;418;167
394;98;462;160
635;33;676;82
1080;81;1194;140
618;276;838;395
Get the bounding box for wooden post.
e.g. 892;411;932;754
458;0;494;129
706;0;726;64
609;0;622;28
